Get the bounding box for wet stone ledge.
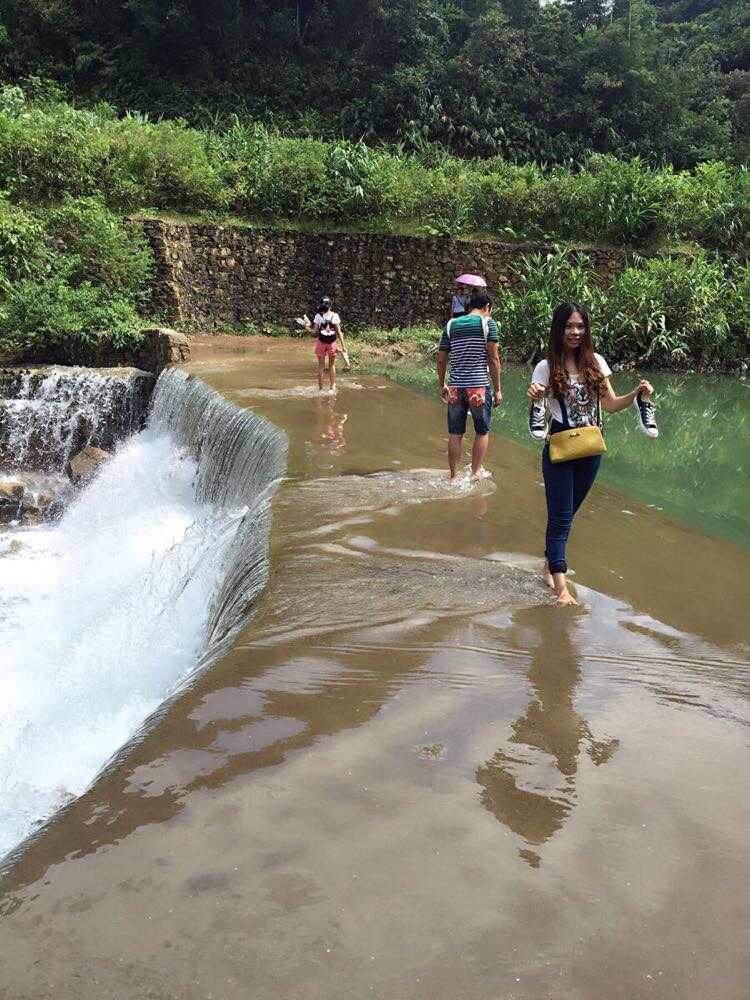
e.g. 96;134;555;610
0;472;73;526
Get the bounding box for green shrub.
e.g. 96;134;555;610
0;102;108;202
601;255;730;365
0;196;49;283
722;261;750;366
1;89;749;368
476;161;550;240
2;89;750;258
0;277;143;359
101;115;228;210
559;156;676;247
497;251;605;362
672;162;750;254
0;188;152;362
45;195;153;295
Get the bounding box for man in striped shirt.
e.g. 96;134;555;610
438;289;502;483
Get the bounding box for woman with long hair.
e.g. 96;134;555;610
528;302;656;606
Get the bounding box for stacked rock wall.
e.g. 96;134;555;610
137;219;631;330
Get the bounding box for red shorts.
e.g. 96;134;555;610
315;340;338;358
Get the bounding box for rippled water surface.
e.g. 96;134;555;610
1;338;748;1000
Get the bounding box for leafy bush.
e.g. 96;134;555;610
601;255;730;365
0;189;152;360
0;196;48;282
2;89;750;258
0;102;108;201
497;251;605;363
0;87;749;367
45;195;153;294
0;277;143;360
722;261;750;367
672;162;750;254
557;156;676;247
101;115;228;210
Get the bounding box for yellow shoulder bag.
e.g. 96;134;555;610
548;398;607;463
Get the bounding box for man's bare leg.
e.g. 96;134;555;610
448;434;463;483
317;357;326;391
543;558;555;589
470;432;490;480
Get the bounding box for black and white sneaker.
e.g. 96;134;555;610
529;401;547;441
633;391;658;438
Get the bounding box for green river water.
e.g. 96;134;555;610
367;361;750;550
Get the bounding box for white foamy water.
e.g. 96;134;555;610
0;367;152;472
0;429;249;860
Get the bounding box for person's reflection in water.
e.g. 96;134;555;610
312;395;348;454
476;608;618;867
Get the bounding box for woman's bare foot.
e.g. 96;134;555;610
555;589;578;606
551;571;577;606
543;559;554;589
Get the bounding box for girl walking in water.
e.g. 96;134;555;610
528;302;657;606
304;296;347;394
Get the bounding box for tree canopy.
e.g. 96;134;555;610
0;0;748;164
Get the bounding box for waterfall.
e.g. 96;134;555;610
148;369;288;660
0;368;287;864
0;366;154;473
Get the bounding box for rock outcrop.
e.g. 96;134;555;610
66;445;111;485
0;480;24;520
137;327;191;372
0;472;70;524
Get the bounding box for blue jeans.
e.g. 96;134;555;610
542;443;602;575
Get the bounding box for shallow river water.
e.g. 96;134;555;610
373;360;750;549
1;338;748;1000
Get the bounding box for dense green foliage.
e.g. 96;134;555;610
0;81;747;366
0;194;151;360
1;1;748;167
499;250;748;366
2;86;750;255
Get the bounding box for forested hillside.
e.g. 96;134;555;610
1;0;748;166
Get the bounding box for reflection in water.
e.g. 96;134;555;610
309;396;348;454
476;610;618;866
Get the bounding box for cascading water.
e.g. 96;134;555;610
0;368;287;863
0;366;154;472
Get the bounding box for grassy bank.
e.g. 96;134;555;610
1;86;750;255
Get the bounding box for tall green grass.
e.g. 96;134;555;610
2;87;750;253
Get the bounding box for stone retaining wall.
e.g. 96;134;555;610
137;219;631;330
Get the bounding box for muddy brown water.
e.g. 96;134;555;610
1;337;748;1000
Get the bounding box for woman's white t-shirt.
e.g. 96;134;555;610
314;311;341;344
531;354;612;427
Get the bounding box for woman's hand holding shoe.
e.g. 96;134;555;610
528;382;547;402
